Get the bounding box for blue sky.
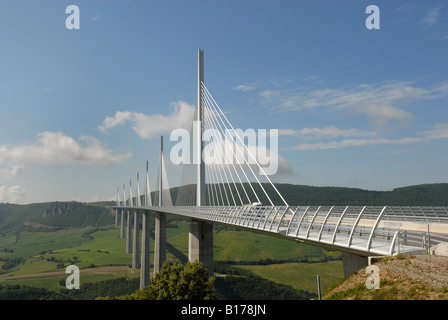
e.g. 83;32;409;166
0;0;447;204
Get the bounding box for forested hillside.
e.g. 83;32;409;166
0;202;113;232
173;182;448;206
275;183;448;206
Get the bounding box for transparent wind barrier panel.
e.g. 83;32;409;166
277;207;297;231
347;207;385;248
317;206;349;242
305;206;332;240
266;206;289;231
332;206;366;245
368;228;397;252
294;206;321;238
286;206;309;236
256;207;272;229
349;226;372;248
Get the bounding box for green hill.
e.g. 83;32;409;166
0;202;114;232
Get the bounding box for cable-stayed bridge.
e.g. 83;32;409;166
112;50;448;289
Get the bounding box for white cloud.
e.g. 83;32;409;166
0;131;133;166
99;101;195;139
260;80;448;128
0;185;26;203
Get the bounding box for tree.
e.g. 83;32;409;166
117;261;215;300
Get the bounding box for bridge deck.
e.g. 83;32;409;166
112;205;448;257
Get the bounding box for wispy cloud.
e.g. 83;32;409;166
294;137;423;151
233;78;294;92
233;83;257;92
260;80;448;128
291;122;448;151
421;122;448;140
421;6;442;27
1;165;24;179
279;126;376;139
99;101;195;139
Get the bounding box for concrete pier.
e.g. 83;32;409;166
132;210;140;269
189;219;213;276
126;210;132;253
154;212;166;273
140;211;150;289
342;252;368;278
120;209;125;239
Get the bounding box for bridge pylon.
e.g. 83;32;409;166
154;136;167;274
188;49;214;276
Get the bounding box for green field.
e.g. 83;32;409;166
238;261;343;294
0;217;343;296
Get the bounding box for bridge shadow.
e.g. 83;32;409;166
149;230;188;264
166;242;188;264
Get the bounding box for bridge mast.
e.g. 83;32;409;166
154;136;167;274
197;49;205;206
189;49;213;276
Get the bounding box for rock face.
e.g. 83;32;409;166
42;202;76;218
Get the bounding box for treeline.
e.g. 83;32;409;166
217;255;341;266
275;183;448;206
0;278;140;300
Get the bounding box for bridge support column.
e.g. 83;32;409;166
189;219;213;276
140;212;150;289
342;252;368;278
132;210;140;269
126;210;132;253
120;209;125;239
154;212;166;273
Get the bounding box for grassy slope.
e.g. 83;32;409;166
324;255;448;300
238;260;343;294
